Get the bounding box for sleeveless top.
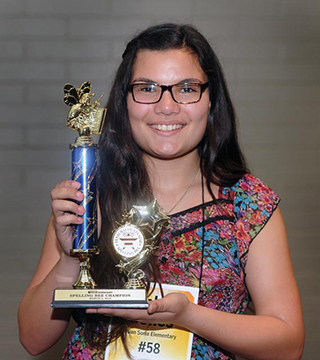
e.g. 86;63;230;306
62;174;280;360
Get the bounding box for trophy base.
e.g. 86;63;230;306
51;288;148;309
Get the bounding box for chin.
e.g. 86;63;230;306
150;148;198;161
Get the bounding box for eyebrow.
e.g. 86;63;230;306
131;77;204;84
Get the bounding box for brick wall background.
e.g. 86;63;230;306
1;0;319;359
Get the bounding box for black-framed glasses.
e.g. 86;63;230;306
129;82;209;104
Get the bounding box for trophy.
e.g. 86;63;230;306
51;81;105;308
52;82;168;309
112;200;169;291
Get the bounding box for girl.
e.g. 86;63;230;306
19;23;304;360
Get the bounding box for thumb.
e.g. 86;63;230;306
147;299;163;315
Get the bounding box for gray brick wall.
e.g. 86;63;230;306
1;1;319;359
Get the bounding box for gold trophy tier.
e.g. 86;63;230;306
70;248;100;289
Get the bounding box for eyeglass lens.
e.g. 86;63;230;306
132;83;203;103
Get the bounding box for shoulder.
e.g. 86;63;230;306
228;174;281;267
230;174;280;218
232;173;277;196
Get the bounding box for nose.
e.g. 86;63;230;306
154;89;180;116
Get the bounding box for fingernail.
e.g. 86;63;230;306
78;206;83;214
76;191;82;199
72;181;81;189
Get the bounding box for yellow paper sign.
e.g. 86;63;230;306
105;284;199;360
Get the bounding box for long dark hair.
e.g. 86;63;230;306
85;23;248;354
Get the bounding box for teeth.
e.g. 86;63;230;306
151;124;183;131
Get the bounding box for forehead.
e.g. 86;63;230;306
131;49;206;83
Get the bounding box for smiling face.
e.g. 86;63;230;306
127;49;210;161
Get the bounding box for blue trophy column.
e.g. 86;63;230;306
70;144;99;289
71;146;98;251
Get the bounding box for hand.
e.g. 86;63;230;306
50;180;84;255
86;292;192;328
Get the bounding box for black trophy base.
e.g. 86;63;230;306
51;288;148;309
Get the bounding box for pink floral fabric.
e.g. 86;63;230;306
159;174;280;359
62;324;104;359
62;174;279;360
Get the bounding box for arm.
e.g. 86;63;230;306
177;208;304;359
18;181;85;355
90;208;304;360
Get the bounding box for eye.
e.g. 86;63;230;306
178;84;200;94
135;84;157;93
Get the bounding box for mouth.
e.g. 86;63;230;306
150;124;185;131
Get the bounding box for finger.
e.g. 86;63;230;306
55;213;84;227
52;199;85;217
51;187;84;202
54;180;81;189
86;308;149;321
86;308;114;316
86;308;132;317
86;308;116;315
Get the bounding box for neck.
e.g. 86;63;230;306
144;151;200;192
143;150;202;213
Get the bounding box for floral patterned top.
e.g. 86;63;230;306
62;174;280;360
